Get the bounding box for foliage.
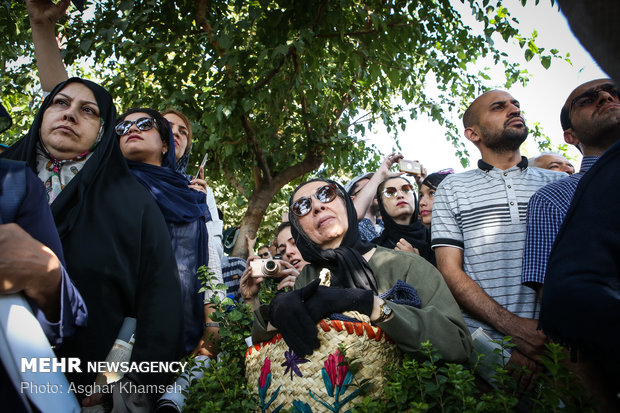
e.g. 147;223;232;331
184;272;596;412
0;0;565;250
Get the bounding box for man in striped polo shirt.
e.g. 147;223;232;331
431;90;565;383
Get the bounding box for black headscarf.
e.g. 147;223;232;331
289;179;378;293
373;176;434;265
1;78;183;393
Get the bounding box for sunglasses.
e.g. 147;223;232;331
115;117;156;136
568;84;619;126
291;184;339;217
382;184;414;198
258;252;271;258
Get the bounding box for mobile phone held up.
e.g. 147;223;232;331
250;259;283;278
399;159;422;175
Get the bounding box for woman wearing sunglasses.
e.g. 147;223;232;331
115;108;220;357
372;176;435;265
1;79;183;409
249;179;471;362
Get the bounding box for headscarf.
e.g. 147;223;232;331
289;179;378;293
373;176;434;265
1;78;118;237
118;107;211;225
421;168;454;191
1;78;184;390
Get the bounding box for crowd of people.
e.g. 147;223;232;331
1;0;619;412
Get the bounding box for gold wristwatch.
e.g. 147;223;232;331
372;301;392;324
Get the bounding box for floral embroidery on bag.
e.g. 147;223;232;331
257;357;283;412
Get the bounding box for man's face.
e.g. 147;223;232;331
533;154;574;175
468;91;528;152
257;247;271;259
565;80;620;150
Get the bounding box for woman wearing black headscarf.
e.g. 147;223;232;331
247;179;471;362
372;176;435;265
115;108;214;355
1;78;183;408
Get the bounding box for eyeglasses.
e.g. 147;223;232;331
291;184;339;217
569;84;619;119
382;184;414;198
258;252;271;258
115;117;156;136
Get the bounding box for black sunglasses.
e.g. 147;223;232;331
291;184;339;217
115;117;156;136
382;184;414;198
568;84;619;125
258;251;271;258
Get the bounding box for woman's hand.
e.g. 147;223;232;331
395;238;419;255
26;0;70;26
377;152;404;179
274;260;300;291
189;166;207;193
239;257;262;310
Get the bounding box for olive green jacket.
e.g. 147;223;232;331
252;246;472;362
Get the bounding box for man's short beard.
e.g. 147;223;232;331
482;126;528;153
573;119;620;153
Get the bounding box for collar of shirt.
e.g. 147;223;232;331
579;156;599;174
477;156;528;174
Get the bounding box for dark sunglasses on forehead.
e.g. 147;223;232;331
569;84;619;115
382;184;415;198
115;117;156;136
291;184;339;217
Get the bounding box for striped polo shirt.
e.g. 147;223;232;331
431;157;565;339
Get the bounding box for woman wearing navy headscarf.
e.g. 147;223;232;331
115;108;212;355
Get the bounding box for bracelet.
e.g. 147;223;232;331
204;322;220;328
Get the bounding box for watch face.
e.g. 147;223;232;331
382;303;392;316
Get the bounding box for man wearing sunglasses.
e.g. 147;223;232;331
538;79;620;410
257;245;272;259
431;90;566;391
523;79;620;296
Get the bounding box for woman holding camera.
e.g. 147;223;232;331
372;175;435;265
245;179;471;362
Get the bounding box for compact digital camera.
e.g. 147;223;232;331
250;259;282;278
399;159;422;175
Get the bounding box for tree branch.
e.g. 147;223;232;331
221;165;246;195
254;54;288;91
196;0;224;57
241;115;272;185
291;47;312;141
316;22;413;38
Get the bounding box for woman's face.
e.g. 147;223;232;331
292;181;348;250
418;183;435;228
164;113;189;161
276;226;308;271
381;177;415;225
40;82;101;160
118;112;167;166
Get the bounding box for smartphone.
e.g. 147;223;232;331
195;152;209;179
250;259;283;278
399;159;422;175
